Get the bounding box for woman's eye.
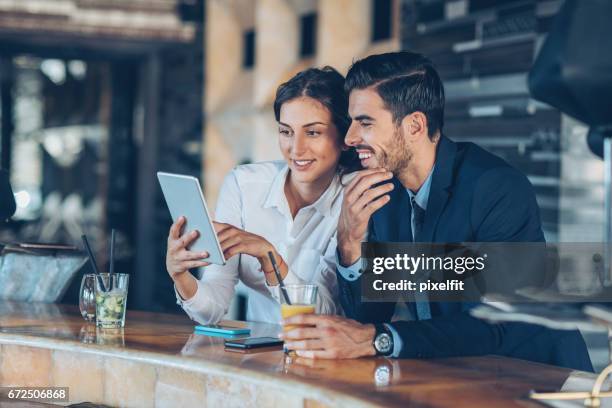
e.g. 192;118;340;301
279;129;291;136
306;130;320;137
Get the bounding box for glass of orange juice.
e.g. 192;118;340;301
280;284;318;334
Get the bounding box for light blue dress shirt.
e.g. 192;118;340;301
337;167;435;357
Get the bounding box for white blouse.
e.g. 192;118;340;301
176;161;346;324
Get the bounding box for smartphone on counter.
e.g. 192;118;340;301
195;324;251;336
224;337;283;350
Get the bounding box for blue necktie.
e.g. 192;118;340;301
411;196;432;320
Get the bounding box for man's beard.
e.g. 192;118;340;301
377;127;412;175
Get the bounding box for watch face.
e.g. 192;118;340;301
375;333;392;354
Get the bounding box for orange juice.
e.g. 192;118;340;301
281;304;315;331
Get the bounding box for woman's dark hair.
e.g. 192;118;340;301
273;66;361;175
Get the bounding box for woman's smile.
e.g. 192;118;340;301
292;159;316;171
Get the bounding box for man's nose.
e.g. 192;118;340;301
345;122;360;147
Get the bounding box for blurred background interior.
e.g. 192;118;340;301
0;0;606;365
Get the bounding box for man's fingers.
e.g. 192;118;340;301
281;327;323;340
284;339;324;351
353;182;394;211
345;171;394;204
295;350;337;359
345;168;388;197
283;314;326;327
363;194;391;216
169;216;186;240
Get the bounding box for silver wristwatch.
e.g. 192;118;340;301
373;324;394;356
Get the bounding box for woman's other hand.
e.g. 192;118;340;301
214;222;285;282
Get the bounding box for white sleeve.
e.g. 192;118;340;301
266;234;342;316
176;171;242;325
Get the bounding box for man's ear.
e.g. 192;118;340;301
401;112;428;139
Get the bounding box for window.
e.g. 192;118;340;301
300;13;317;58
243;29;255;69
372;0;393;42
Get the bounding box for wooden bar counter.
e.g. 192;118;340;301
0;301;581;407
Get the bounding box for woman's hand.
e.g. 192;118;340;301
214;222;286;283
166;216;211;280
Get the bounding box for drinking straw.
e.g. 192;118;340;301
82;234;106;292
109;229;116;276
268;251;291;305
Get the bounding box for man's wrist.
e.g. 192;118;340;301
338;241;361;266
360;324;377;357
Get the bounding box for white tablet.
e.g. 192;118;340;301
157;172;226;265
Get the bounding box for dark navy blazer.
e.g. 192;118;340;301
337;135;593;371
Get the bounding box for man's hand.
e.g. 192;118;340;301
166;216;210;279
280;315;376;359
337;169;394;265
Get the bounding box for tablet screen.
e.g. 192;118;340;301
157;172;226;265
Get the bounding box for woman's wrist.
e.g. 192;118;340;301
257;242;277;271
173;271;197;301
262;253;287;286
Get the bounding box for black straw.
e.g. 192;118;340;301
109;229;116;276
82;234;106;292
268;251;291;305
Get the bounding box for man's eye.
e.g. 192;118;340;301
360;122;372;128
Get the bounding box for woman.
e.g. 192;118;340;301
166;67;359;324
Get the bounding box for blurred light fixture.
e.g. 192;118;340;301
40;59;66;85
68;60;87;80
14;190;31;209
41;127;84;168
469;105;503;118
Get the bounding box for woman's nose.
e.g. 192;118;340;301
291;133;308;156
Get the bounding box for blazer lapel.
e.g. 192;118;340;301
420;136;456;242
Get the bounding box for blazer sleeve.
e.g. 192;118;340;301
389;314;592;371
471;166;545;242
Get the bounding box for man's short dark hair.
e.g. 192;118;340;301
345;51;445;139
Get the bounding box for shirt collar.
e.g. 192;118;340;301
406;164;435;210
262;164;341;217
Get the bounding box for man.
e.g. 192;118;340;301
281;51;592;371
